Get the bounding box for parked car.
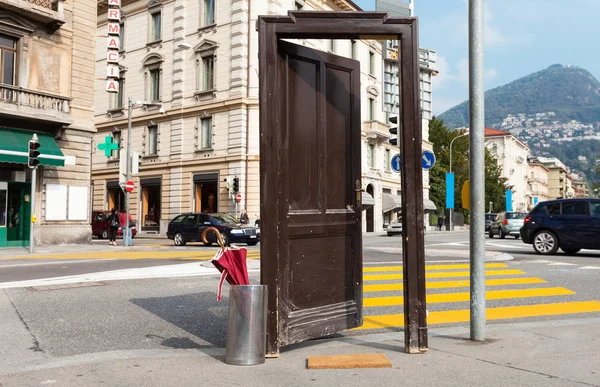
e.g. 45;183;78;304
485;213;497;232
488;211;527;239
91;210;137;239
387;218;403;236
520;198;600;255
167;212;260;246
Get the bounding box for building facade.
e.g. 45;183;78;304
525;160;549;210
485;128;530;212
0;0;96;248
91;0;435;235
531;156;570;199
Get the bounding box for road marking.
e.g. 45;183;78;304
548;262;577;266
364;269;525;281
580;266;600;270
363;263;507;272
363;277;547;292
364;287;576;307
7;251;261;261
355;301;600;330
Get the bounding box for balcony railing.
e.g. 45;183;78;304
363;120;391;141
0;84;71;124
27;0;58;10
2;0;65;32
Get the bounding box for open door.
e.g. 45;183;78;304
261;40;363;353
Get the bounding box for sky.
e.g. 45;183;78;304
352;0;600;115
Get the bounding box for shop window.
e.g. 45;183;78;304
0;34;17;86
141;182;161;231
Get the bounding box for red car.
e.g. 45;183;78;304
91;210;137;239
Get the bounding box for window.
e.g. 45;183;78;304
147;125;158;155
112;131;121;159
368;143;374;168
385;149;391;171
0;35;17;86
369;51;375;76
203;0;215;26
368;98;375;121
539;202;560;215
109;71;124;109
351;40;357;59
150;9;161;42
119;21;125;50
200;117;212;149
590;200;600;217
201;56;214;91
562;201;588;216
149;68;160;101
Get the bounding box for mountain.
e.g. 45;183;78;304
438;64;600;129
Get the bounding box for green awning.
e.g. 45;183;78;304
0;127;65;167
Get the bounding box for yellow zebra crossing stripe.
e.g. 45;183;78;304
363;287;575;307
363;263;508;272
364;277;547;292
363;269;525;281
355;301;600;330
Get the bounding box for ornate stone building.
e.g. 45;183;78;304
0;0;96;247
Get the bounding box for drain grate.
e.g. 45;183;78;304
27;281;108;291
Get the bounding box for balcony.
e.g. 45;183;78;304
0;0;65;32
0;84;71;124
363;120;391;142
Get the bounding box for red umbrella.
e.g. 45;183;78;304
202;227;249;301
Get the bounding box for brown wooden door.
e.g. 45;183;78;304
263;41;363;351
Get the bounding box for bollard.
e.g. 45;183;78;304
225;285;268;365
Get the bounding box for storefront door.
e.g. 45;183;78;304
141;178;161;231
3;182;31;247
193;173;218;213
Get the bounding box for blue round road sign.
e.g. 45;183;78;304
421;150;436;170
391;154;401;173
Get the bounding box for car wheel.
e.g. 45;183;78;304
562;248;580;255
387;232;393;236
101;229;108;239
221;233;229;246
247;241;258;246
533;231;558;255
515;235;520;240
174;233;186;246
488;229;494;238
499;230;506;239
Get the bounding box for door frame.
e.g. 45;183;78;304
258;12;427;355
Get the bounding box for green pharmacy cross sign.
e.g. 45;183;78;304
98;136;119;157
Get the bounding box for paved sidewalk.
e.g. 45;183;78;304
1;318;599;386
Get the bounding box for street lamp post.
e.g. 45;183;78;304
448;131;469;231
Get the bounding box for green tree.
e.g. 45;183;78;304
428;117;509;220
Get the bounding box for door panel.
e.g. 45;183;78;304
274;41;362;348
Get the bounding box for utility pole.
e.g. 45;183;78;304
125;97;133;247
469;0;486;341
28;134;40;254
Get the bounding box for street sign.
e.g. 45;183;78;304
119;182;126;193
235;193;242;203
533;197;539;206
421;150;436;170
391;154;401;173
446;173;455;209
125;180;134;193
98;136;119;157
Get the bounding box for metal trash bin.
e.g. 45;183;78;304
225;285;268;366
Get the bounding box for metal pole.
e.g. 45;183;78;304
125;97;132;246
29;167;36;253
469;0;486;341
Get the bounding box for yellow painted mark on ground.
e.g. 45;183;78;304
363;277;547;292
363;263;507;273
10;251;261;261
364;287;575;307
364;269;525;281
355;301;600;330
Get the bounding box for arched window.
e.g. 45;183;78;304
143;54;163;102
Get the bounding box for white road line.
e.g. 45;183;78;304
580;266;600;270
0;259;121;268
548;262;577;266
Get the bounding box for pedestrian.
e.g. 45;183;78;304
119;210;133;246
107;208;119;246
239;209;249;225
437;215;444;231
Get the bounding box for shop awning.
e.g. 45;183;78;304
382;193;402;213
362;192;375;208
0;128;65;167
424;198;438;213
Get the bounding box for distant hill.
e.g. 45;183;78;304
438;64;600;129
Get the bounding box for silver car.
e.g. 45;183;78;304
387;218;403;236
489;211;526;239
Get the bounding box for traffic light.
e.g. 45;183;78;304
232;177;239;193
131;151;142;175
388;116;398;146
28;138;41;168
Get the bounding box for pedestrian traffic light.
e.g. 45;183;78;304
233;177;239;193
131;151;142;175
388;116;398;146
28;137;41;168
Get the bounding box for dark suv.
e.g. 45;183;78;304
520;198;600;255
167;212;260;246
